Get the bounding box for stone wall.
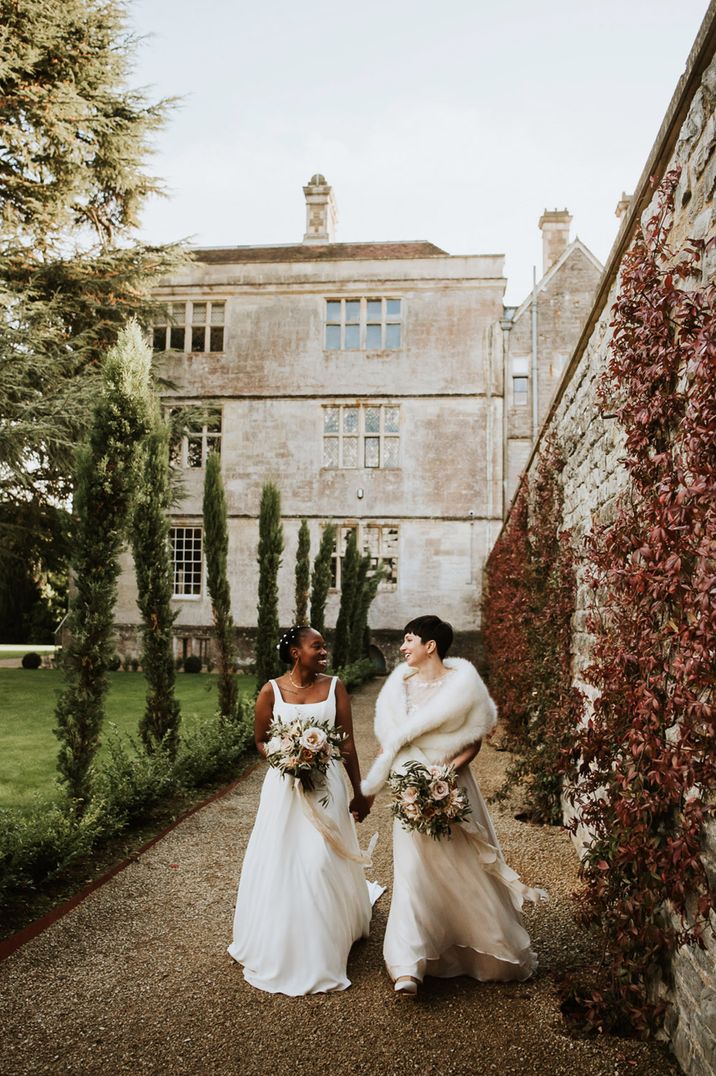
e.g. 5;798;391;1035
499;19;716;1075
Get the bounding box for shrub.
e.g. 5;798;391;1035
0;698;255;911
334;658;376;693
183;654;202;673
130;657;140;672
122;655;132;672
107;654;121;671
21;652;42;669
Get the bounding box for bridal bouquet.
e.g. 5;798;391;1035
388;761;471;839
265;714;346;804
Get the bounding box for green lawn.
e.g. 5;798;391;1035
0;669;256;811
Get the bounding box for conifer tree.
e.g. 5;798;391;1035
0;0;185;561
255;482;283;688
332;530;360;670
349;556;384;664
310;523;336;638
203;451;238;718
294;519;311;625
55;323;151;810
131;409;181;755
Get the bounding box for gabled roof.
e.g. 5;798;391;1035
511;239;603;323
193;240;449;264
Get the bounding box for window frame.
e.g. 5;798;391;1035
168;406;223;470
329;521;399;593
170;524;204;600
153;300;226;354
324;297;402;352
322;403;400;470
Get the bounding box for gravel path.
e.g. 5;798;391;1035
0;680;677;1076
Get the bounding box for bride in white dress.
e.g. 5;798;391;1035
228;625;382;995
361;614;547;996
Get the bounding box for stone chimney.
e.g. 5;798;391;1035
303;173;337;244
538;209;572;275
615;192;632;220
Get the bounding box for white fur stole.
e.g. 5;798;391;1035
361;657;497;796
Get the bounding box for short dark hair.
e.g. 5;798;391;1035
277;625;313;664
403;615;453;659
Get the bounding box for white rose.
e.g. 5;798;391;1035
266;736;282;756
300;726;328;753
430;779;450;801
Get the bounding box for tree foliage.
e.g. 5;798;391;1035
483;437;581;824
331;529;359;670
54;322;152;810
309;523;335;637
348;554;384;665
294;518;311;625
255;482;283;687
131;409;180;755
0;0;186;553
203;451;238;718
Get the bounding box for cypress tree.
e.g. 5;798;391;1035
54;323;151;810
294;519;311;625
203;451;238;719
310;523;336;638
255;482;284;688
131;410;181;755
349;556;384;664
0;0;185;566
332;529;360;670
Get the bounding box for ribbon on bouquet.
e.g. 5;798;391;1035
461;824;548;908
294;778;378;866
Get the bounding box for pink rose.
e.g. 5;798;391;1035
430;779;450;801
402;802;421;820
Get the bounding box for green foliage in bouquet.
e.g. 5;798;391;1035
388;761;471;839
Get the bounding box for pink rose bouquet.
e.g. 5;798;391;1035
388;761;471;839
265;713;346;803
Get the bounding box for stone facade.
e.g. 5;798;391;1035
499;22;716;1074
114;189;509;667
501;226;603;508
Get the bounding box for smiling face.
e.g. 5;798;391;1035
291;628;328;674
399;631;435;668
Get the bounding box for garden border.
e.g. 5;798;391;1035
0;760;260;964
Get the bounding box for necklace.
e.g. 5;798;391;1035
288;666;315;690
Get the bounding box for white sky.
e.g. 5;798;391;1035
130;0;709;304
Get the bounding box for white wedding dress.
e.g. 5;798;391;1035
228;677;383;995
384;675;543;983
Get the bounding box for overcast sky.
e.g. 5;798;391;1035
130;0;709;304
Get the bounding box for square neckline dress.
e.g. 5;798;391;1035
228;676;383;995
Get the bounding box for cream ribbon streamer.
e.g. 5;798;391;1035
294;778;378;866
461;823;548;908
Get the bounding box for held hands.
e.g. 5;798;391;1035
349;791;374;823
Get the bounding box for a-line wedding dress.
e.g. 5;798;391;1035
228;677;383;995
362;658;546;984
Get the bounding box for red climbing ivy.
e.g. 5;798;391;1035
566;170;716;1034
484;437;581;824
483;488;532;739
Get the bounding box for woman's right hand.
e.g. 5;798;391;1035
349;791;373;822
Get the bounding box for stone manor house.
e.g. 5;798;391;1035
114;175;603;666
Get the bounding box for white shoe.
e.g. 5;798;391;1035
394;976;419;996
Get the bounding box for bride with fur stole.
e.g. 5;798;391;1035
362;615;547;996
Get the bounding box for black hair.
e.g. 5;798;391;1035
277;625;314;665
403;614;454;659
